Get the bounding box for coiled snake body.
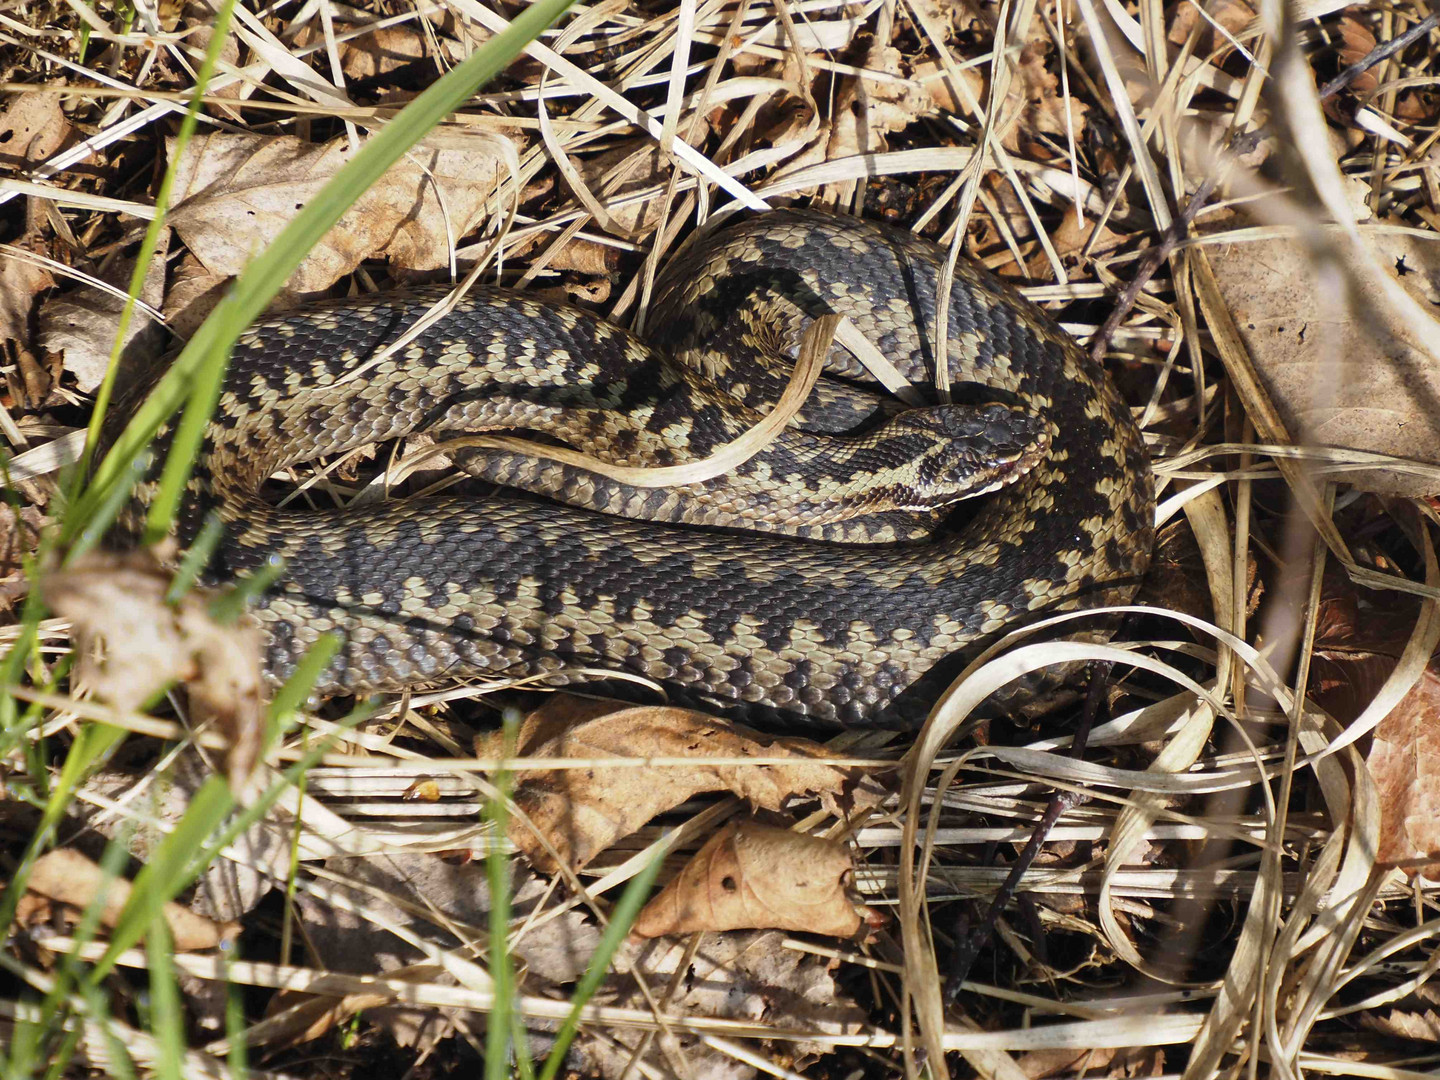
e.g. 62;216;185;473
126;210;1154;728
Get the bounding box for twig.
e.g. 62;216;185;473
943;660;1112;1004
1088;132;1262;363
1317;13;1438;102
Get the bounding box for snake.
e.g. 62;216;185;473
114;209;1154;729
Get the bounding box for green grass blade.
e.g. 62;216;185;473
165;512;225;603
66;0;576;544
537;845;665;1080
485;708;520;1080
146;916;184;1080
71;0;239;496
76;981;138;1080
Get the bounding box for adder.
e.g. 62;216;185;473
111;209;1155;729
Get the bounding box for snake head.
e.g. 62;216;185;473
879;403;1051;509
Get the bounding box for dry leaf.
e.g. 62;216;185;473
1007;42;1089;155
1167;0;1255;60
0;92;69;171
0;251;54;344
161;254;229;339
919;57;983;115
42;550;266;791
1333;16;1379;97
0;504;43;605
294;11;469;80
922;44;1088;155
38;241;168;394
1357;1007;1440;1043
1026;202;1123;277
22;848;238;951
166;131;516;292
632;820;870;938
0;249;55;403
828;46;930;158
1309;568;1440;868
1206;224;1440;495
477;697;888;872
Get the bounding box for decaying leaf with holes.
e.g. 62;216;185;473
42;550;266;791
475;696;888;873
632;820;878;938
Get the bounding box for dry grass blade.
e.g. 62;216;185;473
426;313;837;488
4;0;1440;1075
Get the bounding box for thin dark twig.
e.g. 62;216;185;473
1087;131;1262;363
1087;14;1435;360
943;661;1112;1005
1318;13;1438;101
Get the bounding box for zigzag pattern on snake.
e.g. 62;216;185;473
112;209;1155;728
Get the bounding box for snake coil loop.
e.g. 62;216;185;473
117;210;1154;728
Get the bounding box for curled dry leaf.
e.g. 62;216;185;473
1206;222;1440;496
166;131;517;293
21;848;238;951
38;240;168;393
1025;202;1123;277
476;697;888;872
631;820;872;939
1333;16;1380;97
42;550;266;790
0;504;43;602
1007;43;1089;156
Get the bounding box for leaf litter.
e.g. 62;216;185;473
0;0;1439;1077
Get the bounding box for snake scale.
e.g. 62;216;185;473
118;210;1154;728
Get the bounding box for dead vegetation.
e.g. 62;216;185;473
1;0;1440;1078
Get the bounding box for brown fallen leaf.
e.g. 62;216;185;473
632;820;871;938
1309;565;1440;868
923;43;1087;156
1333;16;1380;97
1026;202;1124;278
1167;0;1255;60
0;92;70;173
21;848;238;951
827;45;930;162
1205;217;1440;496
38;241;168;394
0;248;55;404
161;254;230;339
1359;1008;1440;1042
294;9;470;81
42;549;266;792
256;963;444;1051
166;131;517;293
476;697;888;873
0;504;43;604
